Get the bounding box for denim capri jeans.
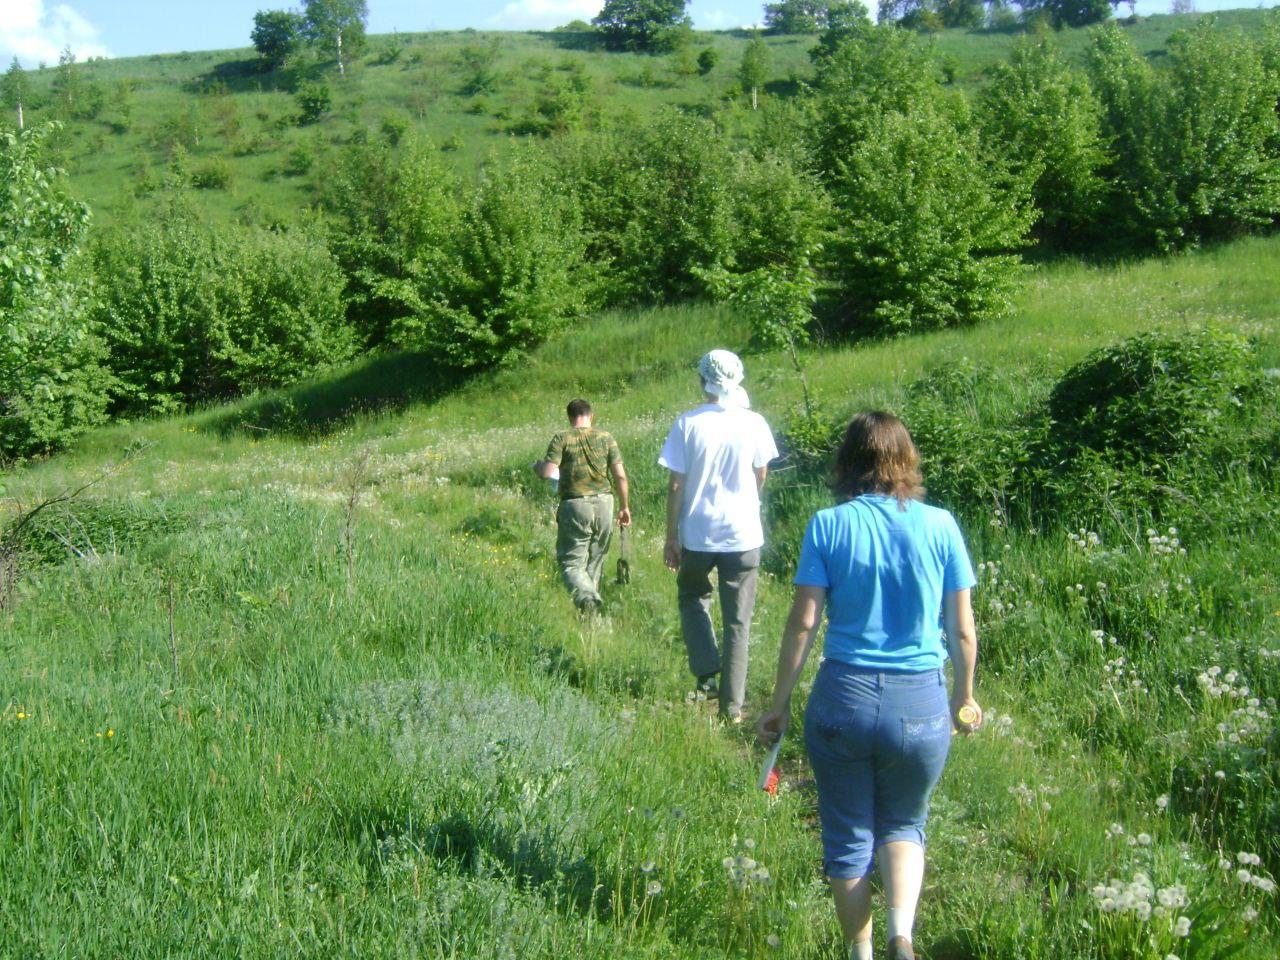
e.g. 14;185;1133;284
803;659;952;880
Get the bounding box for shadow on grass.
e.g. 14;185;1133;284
207;350;466;440
540;30;607;53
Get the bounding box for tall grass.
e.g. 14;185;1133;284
2;236;1278;957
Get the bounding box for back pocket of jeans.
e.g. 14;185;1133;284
901;712;950;751
805;693;859;742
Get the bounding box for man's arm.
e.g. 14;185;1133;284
664;471;684;570
754;465;768;493
611;462;631;526
534;433;563;480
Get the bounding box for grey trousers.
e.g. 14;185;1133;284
556;494;614;608
677;548;761;714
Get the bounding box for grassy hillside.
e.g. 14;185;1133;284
9;9;1276;228
3;233;1278;957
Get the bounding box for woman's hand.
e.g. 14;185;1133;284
756;707;788;746
951;696;982;735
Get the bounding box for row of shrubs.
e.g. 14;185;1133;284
4;17;1280;459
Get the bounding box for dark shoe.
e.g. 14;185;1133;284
696;673;719;697
887;937;915;960
578;599;603;618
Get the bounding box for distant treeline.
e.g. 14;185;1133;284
3;14;1280;459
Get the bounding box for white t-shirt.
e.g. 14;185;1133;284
658;403;780;553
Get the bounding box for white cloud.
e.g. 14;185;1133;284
487;0;602;30
0;0;111;68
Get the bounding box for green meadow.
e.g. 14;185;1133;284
4;232;1279;957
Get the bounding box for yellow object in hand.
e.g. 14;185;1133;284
957;704;979;727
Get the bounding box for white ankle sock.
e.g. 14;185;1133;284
849;939;872;960
887;906;915;943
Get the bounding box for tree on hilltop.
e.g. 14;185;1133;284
251;10;306;70
2;58;27;130
763;0;868;34
303;0;368;76
592;0;691;53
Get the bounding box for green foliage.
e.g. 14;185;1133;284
190;156;234;190
881;0;983;29
591;0;691;53
1089;22;1280;251
322;136;458;346
808;21;946;183
550;112;737;306
1038;0;1111;29
92;204;355;413
295;81;332;124
456;41;502;96
696;47;719;75
389;156;587;369
0;125;107;458
978;38;1108;245
1045;326;1264;470
825;106;1035;335
251;10;306;70
765;0;869;33
510;67;594;136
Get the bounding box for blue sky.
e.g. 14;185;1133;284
0;0;1274;66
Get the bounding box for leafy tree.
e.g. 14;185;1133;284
251;10;306;70
739;35;771;110
1018;0;1110;27
764;0;869;33
880;0;981;28
826;105;1035;335
696;47;719;74
322;137;460;346
978;38;1108;245
303;0;368;76
2;58;27;130
808;21;945;183
0;126;108;458
592;0;691;53
51;47;80;119
412;157;588;370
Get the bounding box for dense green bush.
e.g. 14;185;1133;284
550;113;738;305
387;156;588;369
0;126;108;459
295;81;332;124
1089;23;1280;251
1045;326;1264;469
825;106;1035;335
978;38;1108;246
322;136;459;347
93;204;355;413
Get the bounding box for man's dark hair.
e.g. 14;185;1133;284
567;398;593;421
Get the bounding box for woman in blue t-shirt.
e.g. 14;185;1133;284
757;411;981;960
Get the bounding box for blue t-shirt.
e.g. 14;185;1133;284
794;495;976;672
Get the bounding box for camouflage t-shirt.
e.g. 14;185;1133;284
545;428;622;500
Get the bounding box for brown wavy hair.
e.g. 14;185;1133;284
830;411;925;506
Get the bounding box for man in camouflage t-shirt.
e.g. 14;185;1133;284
534;398;631;613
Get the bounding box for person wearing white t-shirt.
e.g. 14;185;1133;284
659;350;780;722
